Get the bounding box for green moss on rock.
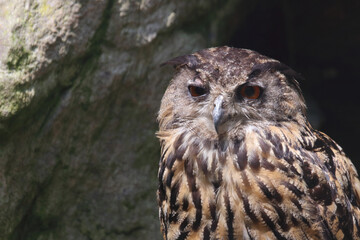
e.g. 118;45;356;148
0;72;34;121
6;45;31;71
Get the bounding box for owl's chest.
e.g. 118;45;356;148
160;148;286;239
158;128;311;239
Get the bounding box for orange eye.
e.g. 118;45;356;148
188;85;207;97
239;85;262;99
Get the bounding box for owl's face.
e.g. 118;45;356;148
159;47;306;140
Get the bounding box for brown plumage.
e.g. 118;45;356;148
156;46;360;240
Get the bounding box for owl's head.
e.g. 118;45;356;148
158;47;306;140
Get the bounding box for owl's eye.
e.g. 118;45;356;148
188;85;207;97
237;85;262;100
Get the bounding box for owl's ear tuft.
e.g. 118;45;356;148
161;54;199;69
249;61;304;94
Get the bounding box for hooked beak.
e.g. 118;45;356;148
212;95;224;134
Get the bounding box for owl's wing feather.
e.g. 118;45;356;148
236;123;360;240
306;129;360;239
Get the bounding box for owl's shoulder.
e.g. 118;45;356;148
244;123;360;238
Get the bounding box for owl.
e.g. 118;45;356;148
156;46;360;240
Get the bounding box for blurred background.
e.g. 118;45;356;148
0;0;359;239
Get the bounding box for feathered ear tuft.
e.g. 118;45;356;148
249;61;304;94
161;54;199;69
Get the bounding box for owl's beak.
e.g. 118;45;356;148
213;95;224;134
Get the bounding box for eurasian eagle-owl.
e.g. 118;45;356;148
156;46;360;240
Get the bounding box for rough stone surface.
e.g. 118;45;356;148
0;0;240;239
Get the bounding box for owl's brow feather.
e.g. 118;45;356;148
248;61;303;93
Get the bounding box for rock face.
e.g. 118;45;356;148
0;0;239;239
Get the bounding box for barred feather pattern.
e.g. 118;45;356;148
157;122;360;240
